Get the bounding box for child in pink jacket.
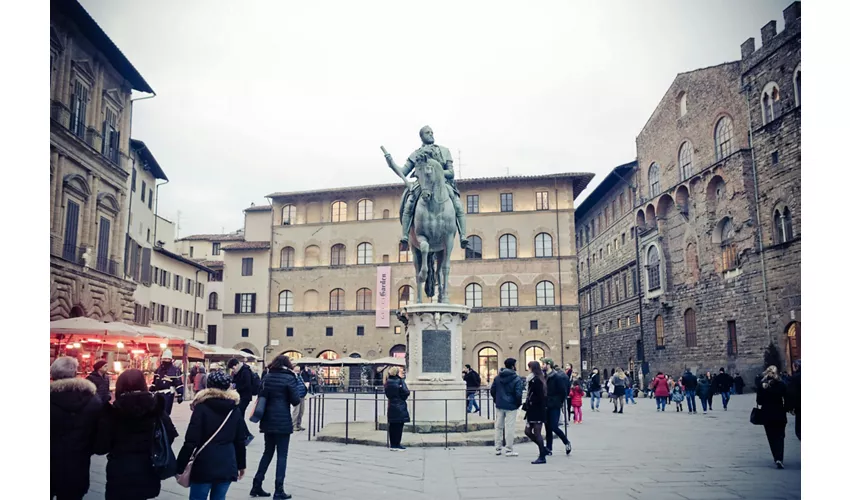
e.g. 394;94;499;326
569;381;584;423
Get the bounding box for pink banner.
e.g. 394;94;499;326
376;266;391;327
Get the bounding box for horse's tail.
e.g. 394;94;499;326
425;252;435;298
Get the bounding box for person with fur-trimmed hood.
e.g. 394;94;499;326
177;370;248;499
51;356;103;500
150;349;183;416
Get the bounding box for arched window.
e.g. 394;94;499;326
282;350;302;360
398;285;412;309
357;199;373;221
356;288;372;310
774;206;794;244
679;91;687;117
647;245;661;291
465;235;482;259
208;292;218;310
715;116;733;161
330;244;346;266
679;141;693;180
478;347;498;384
720;219;737;271
762;83;781;125
319;350;339;383
465;283;482;308
785;322;801;371
499;234;517;259
329;288;345;311
648;163;660;197
684;308;697;347
382;209;390;219
686;242;699;282
655;315;664;347
536;281;555;306
281;204;295;225
534;233;553;257
793;66;801;107
398;242;411;263
303;289;319;312
304;245;320;267
356;242;373;264
278;290;293;312
524;345;544;370
500;282;518;307
330;201;347;222
280;246;295;268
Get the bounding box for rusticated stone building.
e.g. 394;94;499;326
577;2;801;384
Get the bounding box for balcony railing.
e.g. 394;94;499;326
96;257;120;277
50;100;70;129
60;243;86;265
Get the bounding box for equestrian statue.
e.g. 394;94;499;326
381;126;467;303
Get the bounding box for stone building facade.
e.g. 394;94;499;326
576;2;801;385
50;0;153;322
266;173;591;384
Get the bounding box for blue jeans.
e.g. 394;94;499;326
467;392;480;413
544;406;568;450
685;390;696;412
625;389;636;404
590;390;601;409
254;433;291;492
720;391;731;408
190;482;231;500
655;396;667;411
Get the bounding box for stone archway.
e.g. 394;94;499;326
784;322;801;372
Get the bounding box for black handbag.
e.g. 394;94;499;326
749;406;764;425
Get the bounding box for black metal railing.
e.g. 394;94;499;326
61;243;86;265
95;257;120;277
50;100;70;129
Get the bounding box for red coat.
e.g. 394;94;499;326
650;375;670;397
569;386;583;407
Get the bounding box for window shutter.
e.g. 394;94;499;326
251;293;257;313
235;293;241;313
140;248;151;285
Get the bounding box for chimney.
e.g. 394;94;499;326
741;38;755;59
783;1;801;26
761;21;777;45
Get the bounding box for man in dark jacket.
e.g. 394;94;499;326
151;349;183;415
733;373;745;395
588;367;602;411
789;360;801;441
51;357;103;500
87;359;112;404
228;358;256;445
462;364;481;413
681;369;698;414
711;368;735;410
490;357;524;456
541;358;571;455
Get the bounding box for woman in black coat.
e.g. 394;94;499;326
251;354;301;499
384;366;410;451
176;370;248;499
94;369;178;500
51;357;103;500
756;365;791;469
523;360;549;464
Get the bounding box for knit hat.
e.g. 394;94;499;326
206;369;232;390
92;360;107;372
161;349;173;360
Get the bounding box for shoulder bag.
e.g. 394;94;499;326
749;406;764;426
176;409;233;488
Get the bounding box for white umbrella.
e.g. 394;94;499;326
324;356;370;365
370;356;405;366
51;317;141;336
292;357;325;365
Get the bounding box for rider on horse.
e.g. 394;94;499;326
383;126;468;250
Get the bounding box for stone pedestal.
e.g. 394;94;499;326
398;303;471;425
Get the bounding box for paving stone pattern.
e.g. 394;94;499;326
83;393;800;500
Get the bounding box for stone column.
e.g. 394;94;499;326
52;154;65;237
112;191;127;263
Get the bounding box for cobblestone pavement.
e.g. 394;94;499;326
83;392;800;500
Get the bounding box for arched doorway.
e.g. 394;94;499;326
389;344;406;358
785;322;800;372
477;347;498;384
69;306;84;318
282;350;302;360
241;348;254;355
319;350;339;386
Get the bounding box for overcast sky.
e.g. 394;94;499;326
79;0;790;238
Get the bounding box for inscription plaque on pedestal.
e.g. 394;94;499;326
422;329;451;373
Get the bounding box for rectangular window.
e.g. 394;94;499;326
69;80;89;138
62;199;80;261
212;242;221;256
173;307;178;325
394;326;402;335
141;181;146;202
357;325;365;336
235;293;257;313
186;279;193;294
96;216;111;273
727;320;738;356
530;320;538;330
500;193;513;212
772;151;779;165
131;168;137;192
617;318;622;329
594;325;599;336
466;195;479;214
619;192;625;215
242;257;253;276
207;325;217;345
536;191;549;210
148;189;153;209
286;327;294;337
241;328;249;338
189;246;194;258
604;207;609;228
326;327;333;337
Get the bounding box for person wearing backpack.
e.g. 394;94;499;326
176;370;248;499
95;369;178;500
228;358;256;446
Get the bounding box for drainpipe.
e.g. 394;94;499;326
741;83;772;346
191;269;200;341
264;196;274;370
554;188;565;367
